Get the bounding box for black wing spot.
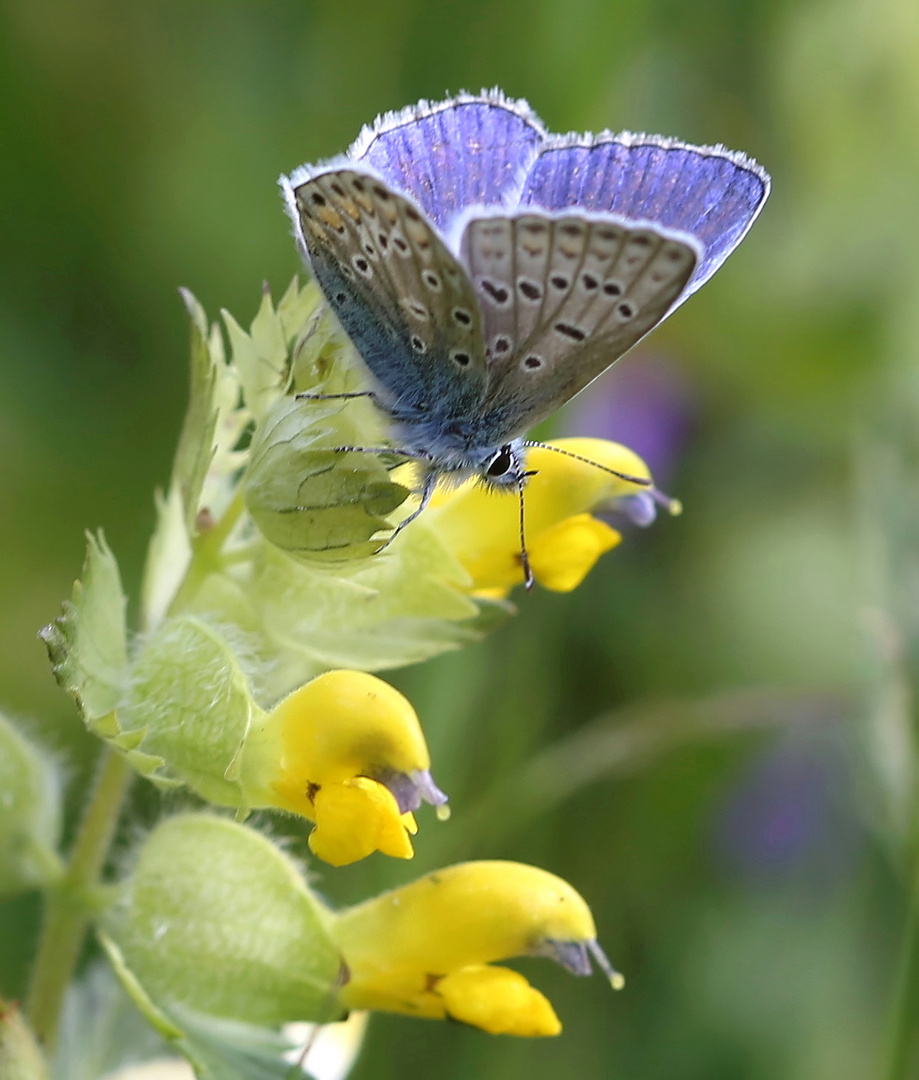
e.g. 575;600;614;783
340;265;355;280
550;275;569;290
518;279;542;301
603;280;623;296
494;336;511;355
480;279;510;305
404;205;421;222
334;291;347;304
451;350;471;367
581;273;599;290
392;234;409;254
353;256;371;276
408;300;429;321
522;220;548;234
410;335;426;352
554;322;587;342
351;177;365;192
452;307;472;326
364;243;375;257
617;301;636;320
523;354;544;370
422;271;442;291
560;222;583;237
378;232;389;249
631;234;653;247
667;247;685;261
372;184;391;201
310;191;327;207
597;227;620;242
330;182;345;197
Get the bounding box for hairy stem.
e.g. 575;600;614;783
25;748;133;1052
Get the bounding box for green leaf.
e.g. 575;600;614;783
173;289;223;534
98;940;313;1080
53;962;172;1080
248;524;479;674
276;276;321;347
165;1005;308;1080
141;484;193;633
223;288;290;426
40;531;128;729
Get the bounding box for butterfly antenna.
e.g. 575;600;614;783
522;440;651;488
518;482;534;591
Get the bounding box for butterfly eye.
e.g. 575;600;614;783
485;446;514;478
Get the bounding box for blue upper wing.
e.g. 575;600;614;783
518;134;769;297
348;90;547;233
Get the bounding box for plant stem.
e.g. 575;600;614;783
884;832;919;1080
167;488;246;617
25;748;133;1053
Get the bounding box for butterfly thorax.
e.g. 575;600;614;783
390;408;528;489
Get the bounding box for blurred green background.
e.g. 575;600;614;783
2;0;918;1077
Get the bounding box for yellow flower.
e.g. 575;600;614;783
421;438;678;596
240;670;445;866
331;861;623;1037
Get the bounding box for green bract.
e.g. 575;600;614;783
103;814;343;1029
118;616;254;801
244;393;410;561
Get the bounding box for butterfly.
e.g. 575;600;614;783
280;90;770;585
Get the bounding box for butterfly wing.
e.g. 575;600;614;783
347;91;546;232
460;211;699;437
519;134;769;298
285;168;487;416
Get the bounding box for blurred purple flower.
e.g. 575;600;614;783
711;736;860;888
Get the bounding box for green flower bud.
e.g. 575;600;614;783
0;713;62;896
103;814;344;1028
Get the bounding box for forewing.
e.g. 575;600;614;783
348;91;546;232
519;135;768;298
288;169;487;414
460;211;699;435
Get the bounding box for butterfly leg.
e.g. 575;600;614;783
373;470;440;552
330;445;433;461
296;389;383;405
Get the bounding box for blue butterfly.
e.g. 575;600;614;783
280;90;769;584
